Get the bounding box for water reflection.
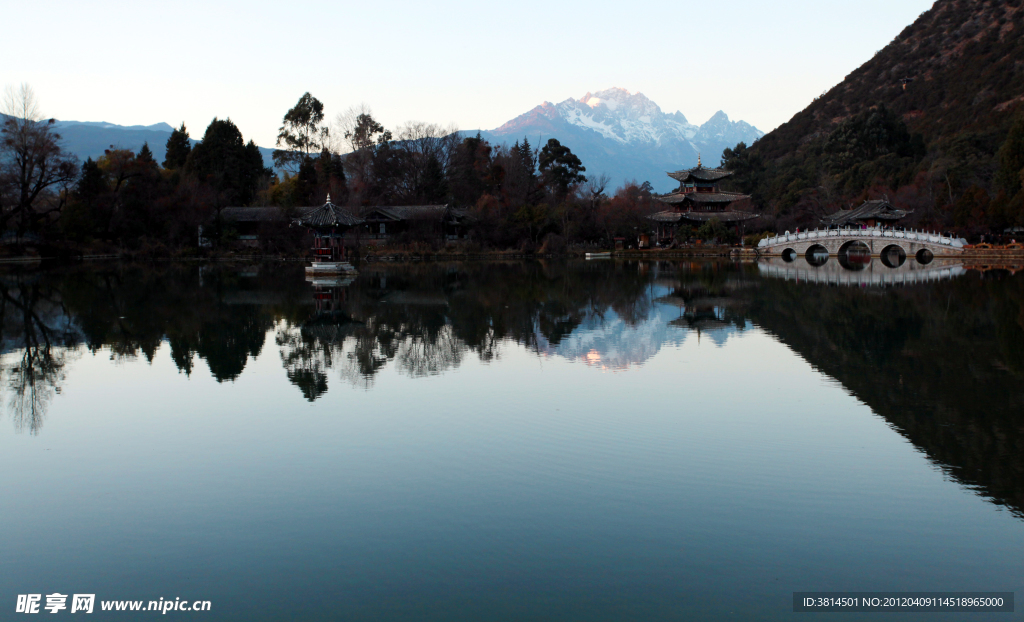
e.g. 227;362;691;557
0;276;79;434
1;260;1022;519
758;255;967;286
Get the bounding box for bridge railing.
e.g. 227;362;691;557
758;226;966;249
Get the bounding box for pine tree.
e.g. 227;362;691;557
418;154;448;204
294;157;319;206
996;112;1024;198
163;123;191;169
185;118;267;205
77;158;106;196
539;138;586;199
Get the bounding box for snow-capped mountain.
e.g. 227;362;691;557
478;88;763;192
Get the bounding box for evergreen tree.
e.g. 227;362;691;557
996;112;1024;198
61;158;108;238
274;92;328;171
76;157;107;202
163;123;191;169
539;138;586;199
448;134;494;207
120;143;164;240
185;118;268;206
294;157;318;206
418;154;448;204
137;142;159;175
316;148;348;204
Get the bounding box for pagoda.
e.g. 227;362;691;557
649;156;757;243
294;195;363;274
820;199;910;228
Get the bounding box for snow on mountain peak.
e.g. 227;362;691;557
486;89;763;191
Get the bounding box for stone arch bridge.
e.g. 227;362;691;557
757;226;967;258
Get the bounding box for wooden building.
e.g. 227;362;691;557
649;156;757;244
294;195;363;263
359;205;470;243
214;207;286;247
820;199;910;228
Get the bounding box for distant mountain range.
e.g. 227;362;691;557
476;88;764;192
46;119;276;169
37;87;762;192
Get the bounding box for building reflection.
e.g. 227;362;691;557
0;260;1021;520
758;255;969;286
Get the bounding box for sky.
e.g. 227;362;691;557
3;0;935;148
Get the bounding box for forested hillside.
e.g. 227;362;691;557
724;0;1024;235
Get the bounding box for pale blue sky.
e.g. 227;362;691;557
4;0;934;147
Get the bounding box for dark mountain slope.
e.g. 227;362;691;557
733;0;1024;233
757;0;1024;159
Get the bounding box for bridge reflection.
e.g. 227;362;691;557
1;262;1021;520
757;255;968;286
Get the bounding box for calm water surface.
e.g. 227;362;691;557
1;259;1022;620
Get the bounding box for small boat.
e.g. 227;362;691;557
586;252;612;259
305;261;357;274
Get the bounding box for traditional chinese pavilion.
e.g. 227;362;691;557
294;195;363;273
650;156;757;243
820;199;910;228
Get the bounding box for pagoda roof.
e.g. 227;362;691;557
649;209;759;223
820;200;910;226
656;191;749;205
362;205;449;222
667;166;733;183
220;207;286;222
295;197;363;229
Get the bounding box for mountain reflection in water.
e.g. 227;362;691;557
1;260;1022;519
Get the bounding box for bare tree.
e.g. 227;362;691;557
580;173;610;210
395;121;460;171
0;84;78;236
332;103;375;154
0;276;78;434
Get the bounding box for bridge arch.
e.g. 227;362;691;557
805;244;829;266
837;240;871;271
880;244;906;268
916;248;934;264
837;239;871;255
782;248;797;262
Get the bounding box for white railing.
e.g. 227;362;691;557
757;262;966;286
758;226;966;249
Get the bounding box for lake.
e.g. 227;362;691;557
1;259;1021;620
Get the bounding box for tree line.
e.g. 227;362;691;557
721;109;1024;239
1;85;670;253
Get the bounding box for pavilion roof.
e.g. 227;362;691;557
362;205;449;222
820;200;910;226
656;191;750;205
295;198;363;229
667;166;733;183
649;209;759;223
220;207;286;222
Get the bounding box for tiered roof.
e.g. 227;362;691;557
220;207;286;222
657;191;750;205
362;205;449;222
294;196;363;229
820;200;910;226
650;160;758;224
650;209;758;223
667;167;734;183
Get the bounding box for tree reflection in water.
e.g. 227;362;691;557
0;276;79;434
0;260;1021;520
